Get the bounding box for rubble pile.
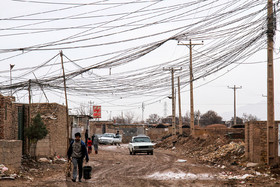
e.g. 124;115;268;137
156;135;245;165
200;142;245;164
0;164;17;180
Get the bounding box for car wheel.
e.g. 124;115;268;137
132;150;136;155
129;150;132;155
151;151;153;155
147;152;149;155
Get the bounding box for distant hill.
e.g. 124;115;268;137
221;100;280;121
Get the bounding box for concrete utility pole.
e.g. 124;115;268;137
178;77;183;135
178;39;203;136
60;51;70;152
163;67;182;136
142;102;145;123
267;0;277;165
228;85;242;126
10;64;14;96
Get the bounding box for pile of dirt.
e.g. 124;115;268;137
156;135;245;166
19;156;66;181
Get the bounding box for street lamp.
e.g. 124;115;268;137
10;64;15;96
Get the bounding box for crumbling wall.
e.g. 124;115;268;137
194;128;244;139
0;95;17;140
0;140;22;171
30;103;67;157
245;121;268;164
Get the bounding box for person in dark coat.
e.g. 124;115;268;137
92;134;99;154
67;132;89;182
85;129;88;145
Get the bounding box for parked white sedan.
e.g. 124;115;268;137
128;135;154;155
99;133;122;145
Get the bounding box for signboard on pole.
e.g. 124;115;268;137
93;106;101;118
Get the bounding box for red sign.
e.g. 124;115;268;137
93;106;101;118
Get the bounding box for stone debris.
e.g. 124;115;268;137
200;142;245;163
0;164;18;180
246;162;259;167
0;164;8;173
53;156;67;164
176;159;187;163
38;158;51;163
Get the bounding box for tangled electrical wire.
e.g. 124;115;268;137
0;0;276;110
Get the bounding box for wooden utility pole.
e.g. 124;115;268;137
178;77;183;135
28;79;31;155
178;39;203;136
60;51;70;152
163;67;182;136
228;85;242;126
28;79;32;124
267;0;277;165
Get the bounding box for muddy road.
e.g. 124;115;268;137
1;145;246;187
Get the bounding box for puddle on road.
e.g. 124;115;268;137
146;171;214;180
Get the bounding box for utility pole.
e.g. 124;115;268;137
60;51;70;152
178;39;203;136
267;0;277;165
142;102;145;123
228;85;242;126
163;67;182;136
10;64;14;96
28;79;32;124
178;77;183;135
28;79;31;155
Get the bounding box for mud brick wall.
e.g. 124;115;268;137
30;103;67;157
194;128;244;139
147;128;170;140
0;140;22;171
0;95;17;140
245;121;279;164
245;121;267;163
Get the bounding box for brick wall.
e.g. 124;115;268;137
194;127;244;138
0;95;17;140
245;121;279;164
0;140;22;171
30;103;68;157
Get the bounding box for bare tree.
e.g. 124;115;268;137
76;103;89;115
113;115;125;123
146;114;160;124
183;110;201;126
242;113;259;123
124;111;135;124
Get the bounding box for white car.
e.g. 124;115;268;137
128;135;154;155
99;133;122;145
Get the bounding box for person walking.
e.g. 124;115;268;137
85;129;88;145
87;138;92;154
92;134;99;154
67;132;89;182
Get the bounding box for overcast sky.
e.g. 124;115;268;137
0;0;280;121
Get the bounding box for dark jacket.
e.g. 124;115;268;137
67;140;89;161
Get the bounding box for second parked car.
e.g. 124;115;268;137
128;135;154;155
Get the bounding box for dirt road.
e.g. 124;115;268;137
0;145;258;187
